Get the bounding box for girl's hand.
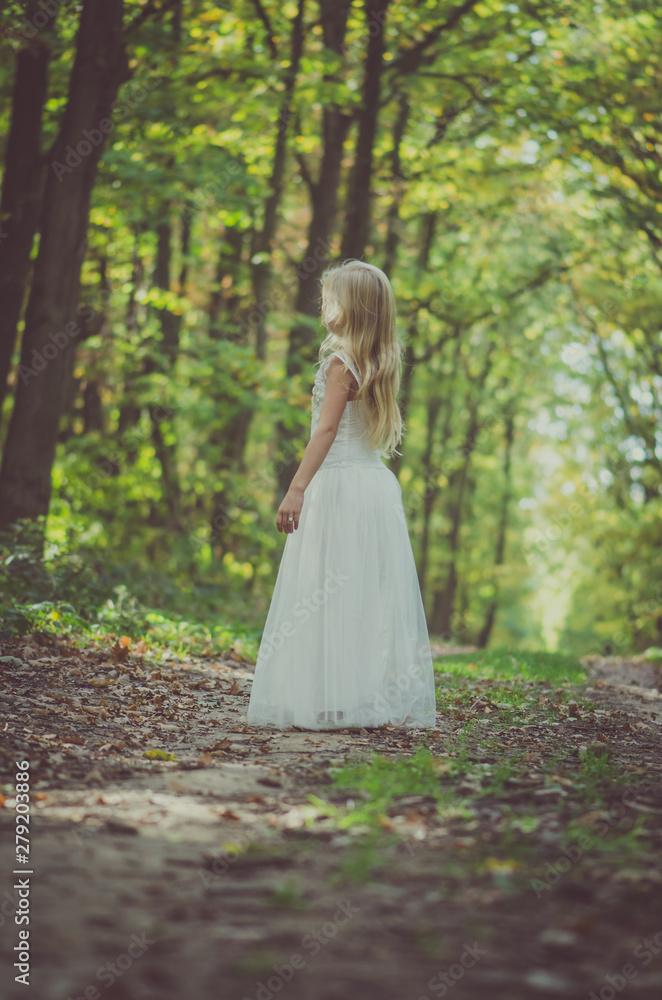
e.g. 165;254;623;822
277;488;304;533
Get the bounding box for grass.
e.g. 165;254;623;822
266;879;308;910
331;834;385;884
323;738;652;894
231;949;284;976
331;746;460;806
433;647;593;729
311;646;658;892
573;748;624;799
327;743;550;823
432;648;586;683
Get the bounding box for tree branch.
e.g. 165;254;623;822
249;0;278;59
125;0;180;38
295;151;317;197
387;0;481;75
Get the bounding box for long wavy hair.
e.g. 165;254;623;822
317;259;404;456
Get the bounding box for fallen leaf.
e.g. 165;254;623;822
106;818;139;835
112;636;132;664
208;738;233;751
220;809;241;821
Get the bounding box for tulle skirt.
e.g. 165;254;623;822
246;463;437;731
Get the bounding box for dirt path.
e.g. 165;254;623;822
1;636;662;1000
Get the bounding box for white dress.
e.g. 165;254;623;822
246;348;437;731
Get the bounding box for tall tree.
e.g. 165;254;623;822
477;404;516;647
430;342;495;635
0;0;129;541
275;0;353;500
0;10;53;424
250;0;305;360
340;0;390;260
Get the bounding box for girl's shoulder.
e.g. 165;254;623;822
317;348;362;386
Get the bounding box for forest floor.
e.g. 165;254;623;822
1;634;662;1000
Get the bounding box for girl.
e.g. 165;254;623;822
246;259;436;730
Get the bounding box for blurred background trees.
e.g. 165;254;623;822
0;0;660;656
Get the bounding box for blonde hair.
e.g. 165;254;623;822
318;259;404;456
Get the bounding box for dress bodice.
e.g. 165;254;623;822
312;350;385;470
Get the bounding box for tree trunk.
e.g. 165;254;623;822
0;25;52;426
477;407;516;648
340;0;390;260
117;229;145;451
208;225;244;338
0;0;129;543
382;93;409;278
251;0;305;359
82;380;105;435
430;435;474;637
208;402;254;560
178;206;191;294
144;204;184;531
417;329;462;601
60;254;111;442
389;336;415;482
416;394;442;595
275;0;353;501
206;227;255;554
389;212;437;481
430;345;495;635
154;208;180;366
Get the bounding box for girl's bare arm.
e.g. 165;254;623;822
276;357;356;533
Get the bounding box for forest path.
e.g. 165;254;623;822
1;635;661;1000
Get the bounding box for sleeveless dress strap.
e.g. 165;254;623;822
332;349;362;387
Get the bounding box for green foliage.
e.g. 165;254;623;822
0;516;261;657
0;0;660;653
266;880;308;910
310;653;655;886
331;746;460;813
0;517;117;637
432;648;586;684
